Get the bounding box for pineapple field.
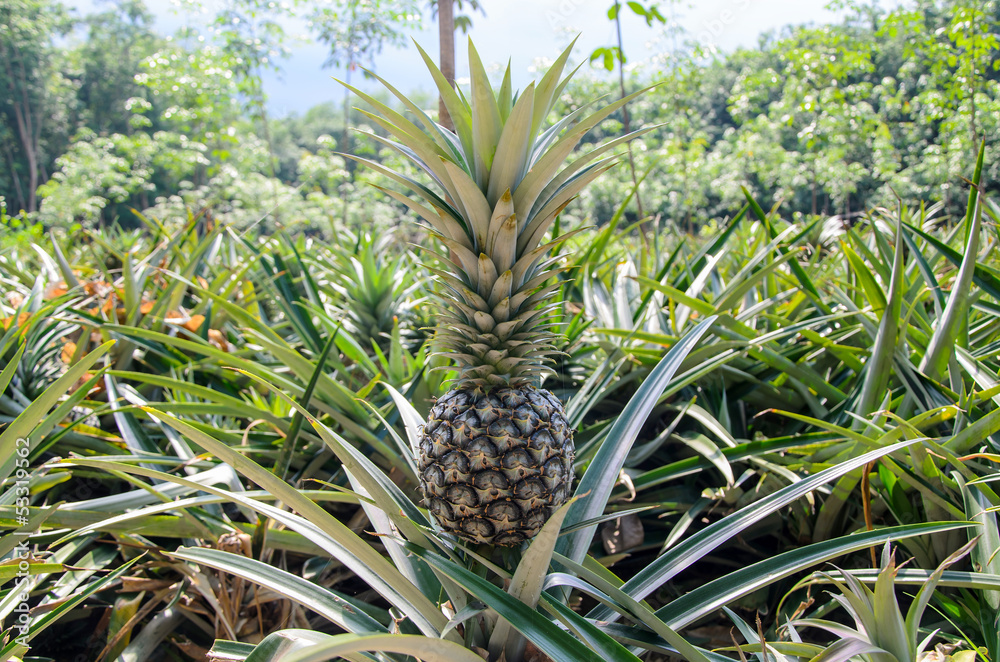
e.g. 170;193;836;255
4;1;1000;661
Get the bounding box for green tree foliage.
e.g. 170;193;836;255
0;0;72;213
6;0;1000;231
571;0;1000;227
210;0;297;173
307;0;421;74
307;0;421;156
68;0;160;136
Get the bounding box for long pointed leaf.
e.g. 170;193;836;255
556;317;717;564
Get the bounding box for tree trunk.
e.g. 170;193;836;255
438;0;455;131
4;44;40;213
2;132;27;212
612;1;646;224
969;61;977;158
811;167;817;216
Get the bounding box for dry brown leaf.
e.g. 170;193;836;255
1;312;32;332
68;372;101;396
172;636;211;662
120;577;177;592
523;641;553;662
44;282;68;299
217;532;252;556
183;315;205;332
61;341;77;364
208;329;232;352
83;280;112;296
600;514;645;555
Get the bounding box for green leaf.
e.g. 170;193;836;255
252;632;486;662
381;381;425;459
489;499;577;661
587;437;920;624
742;187;832;315
904;536;979;654
406;545;611;662
98;418;452;640
167;547;388;633
843;241;887;314
0;340;25;397
486;83;535;206
547;556;712;662
276;332;337;480
242;630;334;662
104;374;163;472
919;142;986;380
467;39;502;185
0;561;64;580
542;596;645;662
557;317;717;564
855;209;905;422
22;554;142;644
0;341;114;484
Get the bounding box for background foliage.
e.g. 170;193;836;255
3;1;1000;661
3;0;1000;232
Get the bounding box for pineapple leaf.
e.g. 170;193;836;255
468;39;503;186
441;158;493;251
0;339;114;484
530;37;579;140
490;498;581;661
413;40;473;153
486;83;535;206
168;546;389;634
497;59;514;122
513;84;658;224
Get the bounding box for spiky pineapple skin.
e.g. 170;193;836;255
418;385;574;546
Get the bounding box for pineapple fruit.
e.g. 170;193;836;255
342;40;651;545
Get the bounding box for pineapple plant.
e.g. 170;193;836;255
327;230;424;353
342;40;652;546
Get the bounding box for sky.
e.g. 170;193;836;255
68;0;906;116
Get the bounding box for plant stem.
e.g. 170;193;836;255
613;0;647;229
438;0;455;131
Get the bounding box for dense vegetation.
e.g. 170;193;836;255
3;0;1000;232
2;1;1000;661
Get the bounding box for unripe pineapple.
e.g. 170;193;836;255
343;39;651;545
419;386;574;545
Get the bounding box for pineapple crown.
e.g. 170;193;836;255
328;232;422;349
339;39;653;388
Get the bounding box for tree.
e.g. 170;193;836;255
429;0;484;131
437;0;454;130
70;0;159;136
0;0;71;213
308;0;421;155
210;0;296;176
590;1;671;224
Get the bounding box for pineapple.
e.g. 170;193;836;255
328;231;423;353
342;40;651;545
